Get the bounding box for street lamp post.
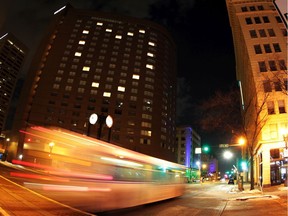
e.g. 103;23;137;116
88;113;113;142
48;142;55;157
283;133;288;187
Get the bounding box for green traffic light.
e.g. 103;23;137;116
202;145;209;152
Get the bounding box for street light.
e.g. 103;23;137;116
223;150;243;191
48;142;55;157
88;113;114;142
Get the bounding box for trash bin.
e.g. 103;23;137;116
238;175;244;191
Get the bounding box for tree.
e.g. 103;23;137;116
195;85;269;190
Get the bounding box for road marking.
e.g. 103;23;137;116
0;175;95;216
0;207;10;216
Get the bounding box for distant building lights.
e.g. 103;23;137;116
117;86;125;92
54;5;66;15
91;82;99;88
132;74;140;80
148;42;155;46
82;66;90;71
103;92;111;97
147;52;154;57
0;33;8;40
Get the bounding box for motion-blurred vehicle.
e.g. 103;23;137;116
14;126;187;213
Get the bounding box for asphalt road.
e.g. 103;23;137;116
98;181;287;216
0;162;287;216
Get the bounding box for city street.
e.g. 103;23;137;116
98;181;287;216
0;161;287;215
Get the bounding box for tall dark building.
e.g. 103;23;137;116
0;33;27;134
14;5;177;161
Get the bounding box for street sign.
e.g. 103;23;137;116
219;144;229;148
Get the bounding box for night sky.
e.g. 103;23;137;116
1;0;237;170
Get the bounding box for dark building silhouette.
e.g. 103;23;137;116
0;33;27;134
13;5;177;162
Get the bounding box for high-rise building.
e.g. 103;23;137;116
13;5;177;162
0;33;27;134
226;0;287;186
176;126;201;168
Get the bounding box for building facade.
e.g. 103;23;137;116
176;126;201;168
226;0;287;186
0;33;27;134
12;5;178;162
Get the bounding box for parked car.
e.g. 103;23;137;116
228;178;234;184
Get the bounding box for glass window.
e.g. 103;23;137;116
267;101;275;114
275;16;282;23
249;6;256;11
268;61;277;71
273;43;281;52
259;29;266;37
279;60;287;70
267;29;275;37
264;44;272;53
241;7;248;12
281;29;288;37
262;16;270;23
254;17;261;24
263;80;272;92
278;100;286;113
274;82;282;91
254;45;262;54
249;30;257;38
258;61;267;72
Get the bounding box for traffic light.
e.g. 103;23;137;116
202;145;210;153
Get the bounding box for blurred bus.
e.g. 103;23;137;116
14;126;186;212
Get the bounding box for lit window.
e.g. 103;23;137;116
90;89;97;95
106;29;112;32
118;86;125;92
148;42;155;46
82;66;90;71
97;22;103;26
141;130;152;136
147;52;154;57
146;64;154;70
53;84;60;89
103;92;111;97
82;30;89;34
79;40;85;45
139;29;145;34
75;52;82;57
115;35;122;39
127;32;134;36
92;82;99;88
132;74;140;80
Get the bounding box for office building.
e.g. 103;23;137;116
226;0;287;186
0;33;27;134
176;126;201;168
13;5;177;162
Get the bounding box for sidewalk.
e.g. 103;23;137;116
228;182;288;201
